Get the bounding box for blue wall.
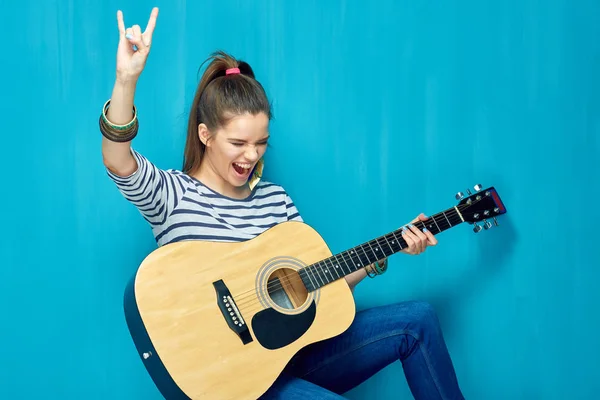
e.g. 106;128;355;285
1;0;599;398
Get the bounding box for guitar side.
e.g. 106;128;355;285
124;221;356;399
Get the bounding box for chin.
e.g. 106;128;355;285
228;176;249;188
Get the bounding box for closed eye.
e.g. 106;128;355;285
230;141;269;147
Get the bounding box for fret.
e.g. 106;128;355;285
440;215;448;231
365;240;378;264
440;213;452;231
348;247;369;269
300;206;465;291
328;256;342;279
374;238;390;258
358;244;374;266
321;260;336;283
430;215;442;233
380;235;395;256
377;236;394;257
335;252;353;275
299;272;311;291
314;263;327;286
370;238;379;256
311;263;324;286
300;268;315;291
422;219;436;233
304;265;318;291
382;236;396;257
373;239;386;260
389;231;404;252
442;211;452;228
343;253;355;271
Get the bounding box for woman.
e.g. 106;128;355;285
101;8;465;400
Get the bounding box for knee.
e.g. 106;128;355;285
402;300;441;336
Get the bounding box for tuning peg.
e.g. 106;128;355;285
466;189;472;195
483;219;492;229
473;224;482;233
474;184;482;191
455;192;464;200
493;217;499;226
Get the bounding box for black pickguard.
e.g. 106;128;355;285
251;301;316;350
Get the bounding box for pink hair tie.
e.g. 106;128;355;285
226;67;240;75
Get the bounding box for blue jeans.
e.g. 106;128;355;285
259;301;465;400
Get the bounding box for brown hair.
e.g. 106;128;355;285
182;50;272;174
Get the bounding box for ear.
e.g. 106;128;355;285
198;123;211;147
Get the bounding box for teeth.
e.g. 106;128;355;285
234;162;251;170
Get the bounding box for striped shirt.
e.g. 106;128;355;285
107;149;303;247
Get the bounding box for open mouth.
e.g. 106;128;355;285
232;162;252;177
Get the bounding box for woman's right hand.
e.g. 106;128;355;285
115;7;159;84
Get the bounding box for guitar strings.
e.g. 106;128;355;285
236;193;497;315
233;205;473;312
236;212;468;315
234;207;467;309
233;206;468;310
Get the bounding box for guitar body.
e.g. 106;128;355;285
124;221;356;400
123;184;507;399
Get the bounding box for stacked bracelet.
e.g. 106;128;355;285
366;259;388;278
99;99;139;142
365;264;378;278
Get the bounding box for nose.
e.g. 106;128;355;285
244;145;260;161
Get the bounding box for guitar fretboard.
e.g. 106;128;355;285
300;206;464;292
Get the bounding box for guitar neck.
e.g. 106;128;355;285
300;205;465;292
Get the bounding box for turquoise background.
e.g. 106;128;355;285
1;0;599;399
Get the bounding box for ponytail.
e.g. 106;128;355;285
182;51;271;175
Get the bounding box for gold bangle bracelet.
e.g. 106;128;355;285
99;99;139;143
101;99;137;131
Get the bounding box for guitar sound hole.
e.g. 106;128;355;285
266;268;309;310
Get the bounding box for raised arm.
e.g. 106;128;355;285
101;7;159;177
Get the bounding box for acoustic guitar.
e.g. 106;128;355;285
123;184;506;399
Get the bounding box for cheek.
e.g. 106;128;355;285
218;147;244;165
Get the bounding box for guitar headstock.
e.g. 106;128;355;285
455;184;507;233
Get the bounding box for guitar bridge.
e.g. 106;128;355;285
213;280;253;345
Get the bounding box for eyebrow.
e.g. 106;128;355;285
229;135;270;143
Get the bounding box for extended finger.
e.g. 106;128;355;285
117;10;125;35
144;7;159;36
